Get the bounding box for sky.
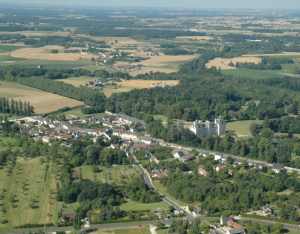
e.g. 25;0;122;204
2;0;300;9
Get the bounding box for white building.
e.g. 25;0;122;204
190;116;226;138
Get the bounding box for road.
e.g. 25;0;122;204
132;155;194;220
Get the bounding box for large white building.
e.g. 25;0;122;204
190;116;226;138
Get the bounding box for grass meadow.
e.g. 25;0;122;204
226;120;263;136
0;45;26;53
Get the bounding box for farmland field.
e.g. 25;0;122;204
0;45;27;53
54;76;95;87
63;108;105;118
0;81;83;114
0;157;61;228
226;120;263;136
89;226;151;234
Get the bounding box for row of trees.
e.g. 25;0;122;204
0;98;33;116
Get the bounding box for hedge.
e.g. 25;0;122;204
91;217;157;225
241;213;299;225
56;231;66;234
14;223;54;229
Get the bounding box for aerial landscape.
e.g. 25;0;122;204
2;1;300;234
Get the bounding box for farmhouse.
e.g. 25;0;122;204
262;204;272;216
220;216;233;225
42;136;53;143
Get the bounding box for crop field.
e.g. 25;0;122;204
54;76;95;87
115;80;179;89
0;157;60;229
226;120;263;136
11;46;93;61
0;81;83;114
0;45;27;53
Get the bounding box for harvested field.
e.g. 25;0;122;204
55;77;94;87
223;56;261;65
115;79;179;88
0;87;83;114
206;58;236;70
130;66;177;76
206;56;261;70
129;52;197;75
242;52;300;56
10;45;94;61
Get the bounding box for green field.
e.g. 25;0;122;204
63;108;105;119
222;69;286;79
0;157;61;229
0;93;23;99
0;80;41;91
152;180;188;206
0;57;93;69
89;226;151;234
226;120;263;135
0;45;26;53
153;115;168;122
119;201;170;211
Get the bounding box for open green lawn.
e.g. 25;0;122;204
153;115;168;122
63;108;105;119
285;230;300;234
0;92;23;99
226;120;263;135
0;57;93;69
0;136;18;150
222;69;285;79
0;80;40;91
0;45;26;53
152;180;188;206
0;157;60;229
119;201;170;211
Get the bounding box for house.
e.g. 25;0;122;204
199;150;210;157
174;209;184;215
38;65;44;69
62;212;76;222
152;207;165;215
139;136;152;145
220;216;233;225
133;144;148;151
117;114;146;129
189;204;205;216
178;154;196;162
272;163;283;173
262;204;272;216
163;213;170;220
174;151;185;159
214;154;222;162
221;154;229;163
150;155;159;164
255;163;268;173
152;171;164;179
198;168;208;177
233;158;243;165
226;228;246;234
216;165;226;172
42;136;53;143
110;143;119;149
228;169;233;176
228;220;243;229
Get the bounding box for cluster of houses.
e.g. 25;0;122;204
148;82;177;87
216;216;246;234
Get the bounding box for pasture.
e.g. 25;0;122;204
0;81;83;114
0;45;26;53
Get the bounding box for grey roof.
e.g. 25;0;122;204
220;216;232;224
199;150;209;155
179;154;196;162
118;114;146;126
176;151;185;157
272;163;283;169
152;207;165;212
140;136;152;142
228;228;245;234
233;158;243;163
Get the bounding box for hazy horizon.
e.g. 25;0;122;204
0;0;300;10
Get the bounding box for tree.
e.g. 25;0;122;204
292;101;299;115
73;217;81;230
155;221;163;230
249;122;262;136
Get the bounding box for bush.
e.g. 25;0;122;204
14;223;54;229
56;232;66;234
1;219;8;224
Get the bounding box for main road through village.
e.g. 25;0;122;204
5;143;300;234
